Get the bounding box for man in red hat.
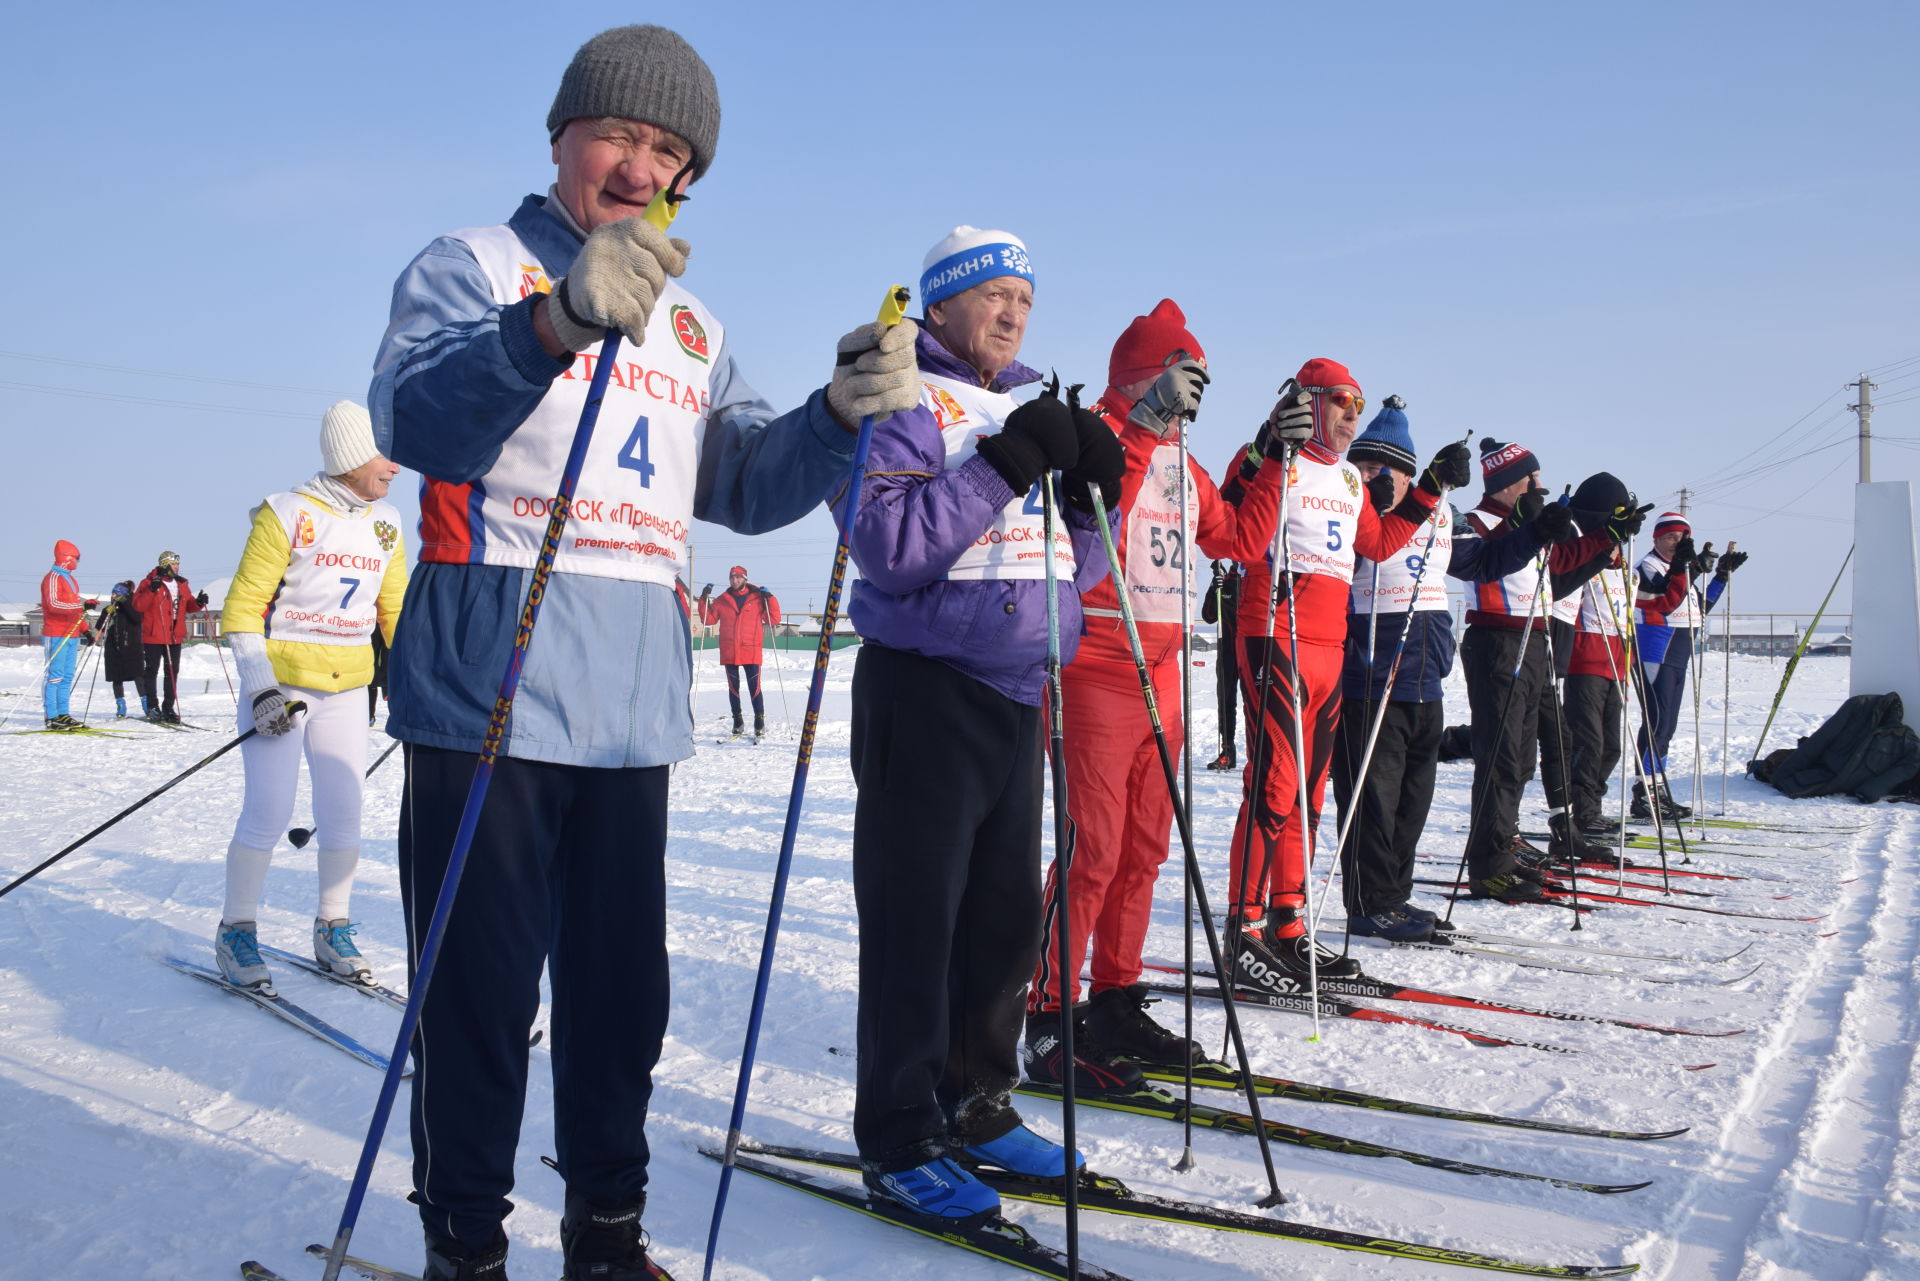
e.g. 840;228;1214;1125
1224;361;1469;985
1025;300;1271;1088
698;564;780;739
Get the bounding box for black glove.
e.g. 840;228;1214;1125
1420;441;1473;495
1253;381;1314;458
195;590;209;608
1062;388;1125;514
1531;501;1578;545
1365;470;1397;514
1671;534;1696;570
80;629;95;647
700;583;713;597
1511;485;1547;527
1716;550;1749;580
1609;502;1653;542
975;387;1078;494
1689;541;1718;577
149;579;165;594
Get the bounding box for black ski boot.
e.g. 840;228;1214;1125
753;713;766;740
423;1231;510;1280
1083;984;1205;1069
1022;1005;1145;1094
1632;781;1689;821
1206;747;1236;771
730;714;745;739
1467;864;1550;903
1227;908;1363;986
561;1191;671;1280
1547;816;1610;863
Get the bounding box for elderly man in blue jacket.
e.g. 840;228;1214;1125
369;25;919;1281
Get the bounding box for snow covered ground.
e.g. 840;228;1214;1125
1;642;1913;1281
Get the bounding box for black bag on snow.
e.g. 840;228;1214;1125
1762;692;1920;803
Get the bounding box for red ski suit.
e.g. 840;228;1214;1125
698;585;781;664
1031;394;1279;1012
1228;444;1437;924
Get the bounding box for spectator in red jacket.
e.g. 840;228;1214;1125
697;565;780;737
140;550;208;723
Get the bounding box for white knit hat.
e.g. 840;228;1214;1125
320;401;378;475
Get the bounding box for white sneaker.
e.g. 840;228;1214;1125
313;917;373;982
214;920;275;995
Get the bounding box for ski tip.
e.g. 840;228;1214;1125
1592;1180;1656;1194
1682;1063;1717;1071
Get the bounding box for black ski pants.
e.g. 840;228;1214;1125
1530;655;1573;829
1564;673;1623;832
1215;611;1239;755
398;744;670;1249
142;643;181;716
1331;696;1442;917
1460;624;1548;879
849;644;1042;1172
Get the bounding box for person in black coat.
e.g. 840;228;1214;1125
99;581;150;717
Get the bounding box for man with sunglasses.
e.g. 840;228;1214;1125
1223;361;1466;984
368;26;919;1280
1457;440;1627;902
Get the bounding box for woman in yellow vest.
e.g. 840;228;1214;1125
213;401;408;994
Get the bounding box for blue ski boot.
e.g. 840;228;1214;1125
963;1124;1084;1180
864;1157;999;1221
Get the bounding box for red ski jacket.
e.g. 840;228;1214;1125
138;570;203;645
1073;391;1250;676
699;585;780;664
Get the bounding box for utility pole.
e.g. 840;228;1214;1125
1677;487;1691;516
1851;374;1876;483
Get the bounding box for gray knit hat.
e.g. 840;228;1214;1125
547;25;721;181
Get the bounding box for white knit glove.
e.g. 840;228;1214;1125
250;688;296;737
548;217;691;351
827;318;921;427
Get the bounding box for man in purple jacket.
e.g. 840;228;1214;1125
836;226;1124;1221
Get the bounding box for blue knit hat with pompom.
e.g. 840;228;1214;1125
1347;395;1416;475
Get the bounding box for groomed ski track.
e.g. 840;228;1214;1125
3;648;1917;1278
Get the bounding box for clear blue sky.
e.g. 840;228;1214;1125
3;1;1914;622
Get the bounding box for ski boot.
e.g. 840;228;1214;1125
730;714;745;739
423;1230;510;1281
963;1123;1084;1180
1548;815;1611;863
115;697;128;719
1632;780;1690;822
1084;984;1205;1069
314;917;374;982
1467;866;1549;904
1206;747;1236;771
560;1190;672;1280
1346;906;1434;943
1022;1005;1144;1094
1227;907;1363;986
214;920;276;995
1398;900;1455;933
753;713;766;742
864;1157;1000;1222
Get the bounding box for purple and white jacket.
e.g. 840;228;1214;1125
835;328;1109;705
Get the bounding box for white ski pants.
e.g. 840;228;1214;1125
223;684;369;923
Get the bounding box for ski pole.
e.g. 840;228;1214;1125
767;612;790;730
1230;443;1291;962
1173;417;1198;1171
0;715;291;899
316;187;688;1281
1600;552;1678;890
1088;484;1290;1207
0;627;84;733
1719;549;1734;814
1312;487;1453;937
1536;596;1582;927
214;633;238;707
1037;465;1081;1276
289;741;402;849
1751;545;1851;765
701;284;911;1281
